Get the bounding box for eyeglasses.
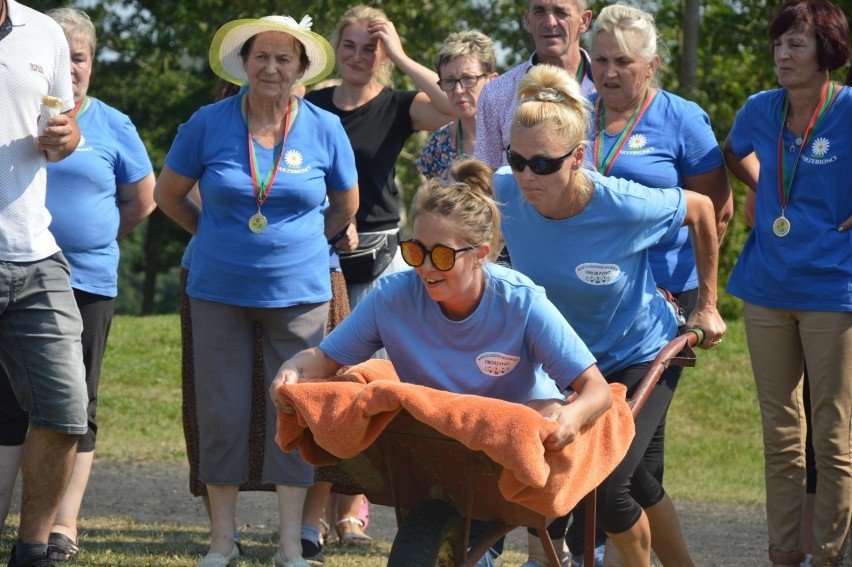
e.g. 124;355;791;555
505;145;578;175
400;240;477;271
437;74;487;92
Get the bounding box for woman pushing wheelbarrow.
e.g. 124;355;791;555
270;159;633;566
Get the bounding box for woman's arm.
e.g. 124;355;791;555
368;18;454;131
269;347;345;411
153;165;201;234
683;166;734;243
744;186;756;228
682;190;727;347
325;185;359;252
723;134;759;191
529;365;612;450
116;173;157;238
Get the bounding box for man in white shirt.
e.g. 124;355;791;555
0;1;86;566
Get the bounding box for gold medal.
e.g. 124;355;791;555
248;212;268;233
772;215;790;237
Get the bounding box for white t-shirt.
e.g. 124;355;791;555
0;0;74;261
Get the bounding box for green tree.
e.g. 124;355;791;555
29;0;851;316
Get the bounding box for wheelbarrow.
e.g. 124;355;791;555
332;329;704;567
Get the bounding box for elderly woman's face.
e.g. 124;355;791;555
439;56;493;121
591;30;655;112
243;31;305;99
66;32;93;103
773;26;820;88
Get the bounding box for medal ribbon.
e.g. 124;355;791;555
71;96;91;118
575;57;586;84
453;120;463;154
776;81;834;212
594;85;652;175
242;94;293;209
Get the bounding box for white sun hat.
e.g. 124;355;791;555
209;15;335;87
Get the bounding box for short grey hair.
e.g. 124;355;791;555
48;8;97;57
434;31;497;77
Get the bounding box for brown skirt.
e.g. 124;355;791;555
181;269;359;496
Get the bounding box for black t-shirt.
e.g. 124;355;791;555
306;87;417;232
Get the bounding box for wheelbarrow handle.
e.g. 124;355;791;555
685;327;705;347
628;328;703;418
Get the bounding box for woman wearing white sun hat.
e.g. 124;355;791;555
155;14;358;567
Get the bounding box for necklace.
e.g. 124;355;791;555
784;122;803;152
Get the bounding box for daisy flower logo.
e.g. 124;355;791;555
77;135;86;149
627;134;647;150
284;149;303;169
810;137;829;157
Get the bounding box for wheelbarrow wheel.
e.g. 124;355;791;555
387;498;465;567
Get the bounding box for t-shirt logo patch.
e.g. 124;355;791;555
623;133;654;155
803;136;837;165
281;149;311;174
476;352;520;377
284;149;303;168
575;262;620;285
627;134;647;150
74;135;92;152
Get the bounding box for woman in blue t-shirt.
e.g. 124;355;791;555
155;14;358;567
723;1;851;565
492;64;725;567
270;159;614;567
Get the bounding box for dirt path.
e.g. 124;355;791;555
9;459;768;564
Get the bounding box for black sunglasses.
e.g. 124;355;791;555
436;74;487;92
505;145;578;175
400;240;476;271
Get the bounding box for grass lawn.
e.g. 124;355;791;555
98;314;765;504
6;312;762;565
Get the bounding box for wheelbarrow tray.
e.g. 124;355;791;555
339;409;555;566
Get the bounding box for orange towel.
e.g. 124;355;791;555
276;359;635;517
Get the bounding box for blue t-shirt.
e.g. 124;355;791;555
494;169;684;376
165;95;357;307
46;97;153;297
727;86;852;311
588;90;723;293
320;263;596;403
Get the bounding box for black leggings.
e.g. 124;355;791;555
597;362;684;534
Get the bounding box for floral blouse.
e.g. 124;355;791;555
416;123;464;180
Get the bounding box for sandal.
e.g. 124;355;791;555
47;532;79;562
335;517;372;547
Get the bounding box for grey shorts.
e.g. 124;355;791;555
0;253;88;435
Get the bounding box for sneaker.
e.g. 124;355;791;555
301;539;324;565
7;547;56;567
